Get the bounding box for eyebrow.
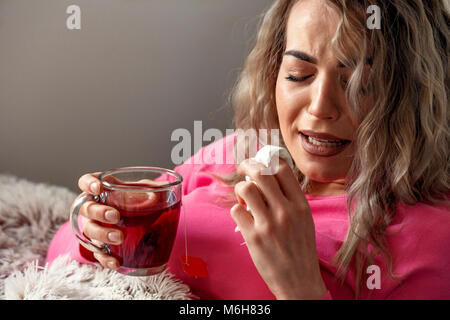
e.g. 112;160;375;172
284;50;373;67
284;50;318;64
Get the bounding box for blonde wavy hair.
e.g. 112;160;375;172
218;0;450;299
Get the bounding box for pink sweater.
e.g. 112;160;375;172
46;133;450;299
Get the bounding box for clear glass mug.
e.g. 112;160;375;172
70;167;183;276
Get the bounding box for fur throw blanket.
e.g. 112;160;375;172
0;174;192;300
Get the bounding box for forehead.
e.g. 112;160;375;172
285;0;340;58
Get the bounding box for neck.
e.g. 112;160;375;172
307;180;346;196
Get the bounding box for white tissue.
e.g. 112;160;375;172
235;145;294;233
245;145;294;182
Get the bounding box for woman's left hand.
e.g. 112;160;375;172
231;158;327;300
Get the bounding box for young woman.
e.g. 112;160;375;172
46;0;450;299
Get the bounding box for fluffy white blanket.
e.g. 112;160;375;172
0;174;192;300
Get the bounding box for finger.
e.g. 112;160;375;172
237;159;286;209
230;203;254;232
78;172;102;195
272;159;307;204
93;252;120;270
80;201;120;224
82;219;123;245
234;181;268;222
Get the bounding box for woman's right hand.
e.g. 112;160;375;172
72;172;123;270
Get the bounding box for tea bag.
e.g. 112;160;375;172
235;145;295;234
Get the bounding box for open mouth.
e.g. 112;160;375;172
299;132;351;156
301;132;350;146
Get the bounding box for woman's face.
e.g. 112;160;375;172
276;0;362;195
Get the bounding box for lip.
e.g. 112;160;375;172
299;132;351;157
299;130;350;142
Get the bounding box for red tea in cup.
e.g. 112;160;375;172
101;183;181;269
71;167;183;276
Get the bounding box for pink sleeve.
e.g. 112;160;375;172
384;267;450;299
45;220;98;265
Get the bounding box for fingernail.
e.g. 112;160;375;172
107;261;118;269
90;182;100;194
105;210;118;222
108;231;121;243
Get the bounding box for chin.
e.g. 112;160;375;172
289;148;351;180
295;162;348;183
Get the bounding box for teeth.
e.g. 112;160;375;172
307;136;347;146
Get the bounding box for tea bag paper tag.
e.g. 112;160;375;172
235;145;294;233
181;255;208;278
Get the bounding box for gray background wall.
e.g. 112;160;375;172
0;0;272;192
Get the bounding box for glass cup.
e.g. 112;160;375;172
70;166;183;276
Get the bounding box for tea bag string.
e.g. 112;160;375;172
181;187;189;266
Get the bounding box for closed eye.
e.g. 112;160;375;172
285;74;313;82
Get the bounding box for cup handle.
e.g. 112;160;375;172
70;192;110;255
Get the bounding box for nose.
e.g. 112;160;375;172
307;73;341;121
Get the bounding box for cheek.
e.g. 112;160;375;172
275;78;307;135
